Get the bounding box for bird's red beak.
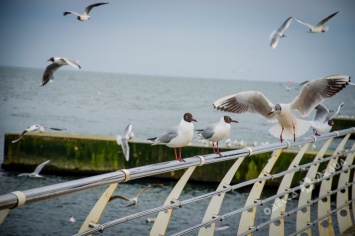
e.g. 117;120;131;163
267;111;274;116
192;119;197;122
232;120;239;123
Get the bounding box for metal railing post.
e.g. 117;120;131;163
269;143;310;236
198;154;247;236
237;148;284;235
150;166;197;236
318;134;351;236
336;143;355;233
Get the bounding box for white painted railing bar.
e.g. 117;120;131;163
80;150;354;236
0;128;353;211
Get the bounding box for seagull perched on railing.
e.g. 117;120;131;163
18;160;50;178
310;102;344;136
63;2;109;21
148;113;197;162
116;124;134;161
196;116;238;156
295;11;339;33
109;184;163;207
270;17;293;49
213;75;350;142
41;57;81;86
12;124;66;143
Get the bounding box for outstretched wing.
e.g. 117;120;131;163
63;11;80;16
135;184;164;198
213;91;276;122
109;195;131;202
12;130;28;143
62;58;81;69
41;63;62;86
326;102;344;120
295;18;314;29
316;11;339;27
277;17;293;34
84;2;109;15
123;124;133;139
270;32;280;49
48;127;66;131
33;160;50;175
290;75;350;117
121;137;130;161
313;103;329;123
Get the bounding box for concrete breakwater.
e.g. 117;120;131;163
2;132;342;186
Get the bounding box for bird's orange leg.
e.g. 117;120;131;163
215;142;223;157
176;147;185;162
212;142;216;153
280;127;284;142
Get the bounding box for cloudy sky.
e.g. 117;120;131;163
1;0;354;82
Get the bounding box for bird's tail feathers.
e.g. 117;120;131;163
268;119;310;141
147;137;160;145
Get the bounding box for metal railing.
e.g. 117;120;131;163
0;127;354;236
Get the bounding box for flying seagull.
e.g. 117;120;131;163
116;123;134;161
41;57;81;86
148;113;197;162
213;75;350;142
109;184;163;207
69;216;76;223
18;160;50;178
12;124;66;143
270;17;293;49
197;116;238;156
295;11;339;33
310;102;344;135
63;2;109;21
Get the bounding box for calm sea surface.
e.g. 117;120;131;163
0;66;353;235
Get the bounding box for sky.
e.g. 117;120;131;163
0;0;355;82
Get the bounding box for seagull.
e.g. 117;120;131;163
109;184;163;207
213;75;350;142
310;102;344;135
41;57;81;86
196;116;238;156
12;124;66;143
270;17;293;49
295;11;339;33
18;160;50;178
116;124;133;161
63;2;109;21
147;113;197;162
281;83;298;92
146;218;156;223
69;216;76;223
215;223;230;231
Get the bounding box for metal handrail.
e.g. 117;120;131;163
1;128;353;211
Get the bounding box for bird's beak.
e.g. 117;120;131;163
231;120;239;123
192;119;197;122
47;59;51;61
267;108;275;116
